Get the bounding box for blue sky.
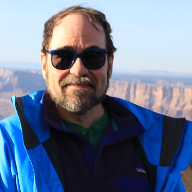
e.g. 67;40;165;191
0;0;191;72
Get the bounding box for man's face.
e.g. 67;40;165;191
41;13;113;115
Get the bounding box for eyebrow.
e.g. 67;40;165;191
84;45;100;50
54;45;101;51
55;45;73;50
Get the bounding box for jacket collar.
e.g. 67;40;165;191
42;91;146;136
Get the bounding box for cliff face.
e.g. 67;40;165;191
0;69;45;94
0;69;45;120
107;80;192;121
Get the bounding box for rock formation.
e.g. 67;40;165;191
107;80;192;121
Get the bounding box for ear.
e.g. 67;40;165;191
108;54;114;79
40;52;47;80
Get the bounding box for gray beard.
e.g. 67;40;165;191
45;72;109;115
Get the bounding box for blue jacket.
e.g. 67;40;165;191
0;91;192;192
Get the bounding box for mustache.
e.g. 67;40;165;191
60;75;96;88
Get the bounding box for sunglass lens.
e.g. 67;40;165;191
52;50;74;69
82;50;106;70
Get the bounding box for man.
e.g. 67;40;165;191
0;5;191;192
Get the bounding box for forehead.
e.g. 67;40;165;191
50;13;106;51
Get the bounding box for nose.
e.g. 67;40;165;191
69;57;89;77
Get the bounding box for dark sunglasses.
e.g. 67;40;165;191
49;48;107;70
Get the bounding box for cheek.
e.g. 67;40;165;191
92;67;108;89
98;65;108;82
51;68;70;83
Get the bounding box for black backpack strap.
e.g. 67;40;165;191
131;137;157;192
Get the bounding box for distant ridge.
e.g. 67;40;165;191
138;70;192;77
1;63;192;78
0;62;41;70
113;69;192;78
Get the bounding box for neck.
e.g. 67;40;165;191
56;103;105;128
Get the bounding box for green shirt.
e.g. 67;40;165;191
62;109;110;153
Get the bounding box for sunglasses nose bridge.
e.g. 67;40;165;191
74;52;85;67
69;52;89;77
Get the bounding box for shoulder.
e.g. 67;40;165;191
110;96;192;161
109;96;164;129
0;91;45;139
0;115;21;138
110;96;189;130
